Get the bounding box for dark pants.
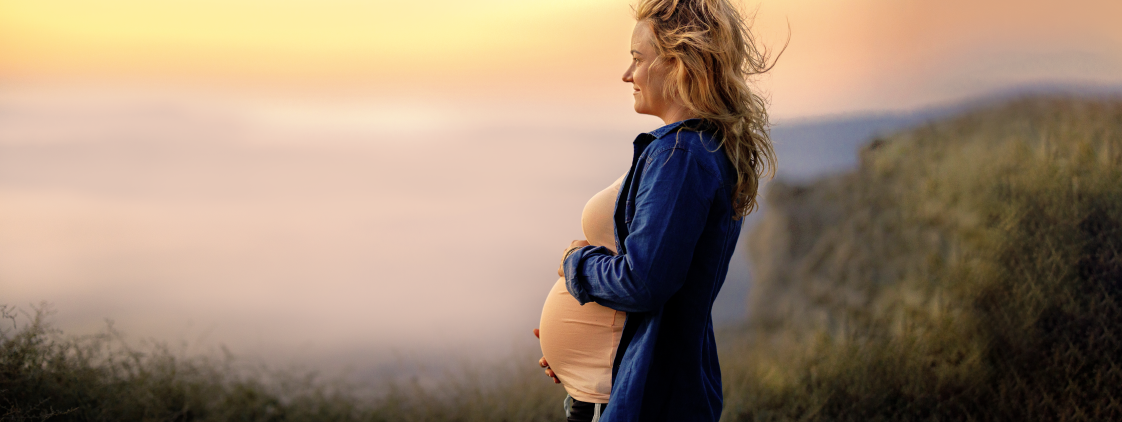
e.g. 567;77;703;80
564;395;607;422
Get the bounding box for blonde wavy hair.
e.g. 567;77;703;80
635;0;783;218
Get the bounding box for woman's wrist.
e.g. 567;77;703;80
563;246;582;262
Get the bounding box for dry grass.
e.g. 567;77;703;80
731;96;1122;421
0;305;566;421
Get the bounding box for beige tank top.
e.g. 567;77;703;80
538;174;627;403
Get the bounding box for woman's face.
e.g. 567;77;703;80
623;22;676;121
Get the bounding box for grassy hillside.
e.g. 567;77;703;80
731;96;1122;420
1;304;568;421
3;96;1120;421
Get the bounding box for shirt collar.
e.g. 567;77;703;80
644;118;707;140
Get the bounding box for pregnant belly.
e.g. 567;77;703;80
539;277;625;402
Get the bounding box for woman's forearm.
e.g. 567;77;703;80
565;145;716;313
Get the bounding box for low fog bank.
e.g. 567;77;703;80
1;93;760;379
7;85;1072;377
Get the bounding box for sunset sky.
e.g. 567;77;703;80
3;0;1120;119
2;0;1121;374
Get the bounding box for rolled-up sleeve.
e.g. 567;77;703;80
564;146;716;313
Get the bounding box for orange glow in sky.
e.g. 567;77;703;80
0;0;631;104
3;0;1121;117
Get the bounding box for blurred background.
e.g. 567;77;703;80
3;0;1121;381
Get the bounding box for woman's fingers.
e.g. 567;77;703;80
531;332;554;381
560;240;590;256
540;358;560;382
570;239;591;249
559;239;591;277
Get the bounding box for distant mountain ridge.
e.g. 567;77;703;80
769;82;1122;181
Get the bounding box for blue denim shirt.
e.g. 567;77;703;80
564;119;742;422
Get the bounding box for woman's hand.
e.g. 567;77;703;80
533;328;560;384
558;240;592;277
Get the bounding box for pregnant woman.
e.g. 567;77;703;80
538;173;628;422
536;0;780;421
